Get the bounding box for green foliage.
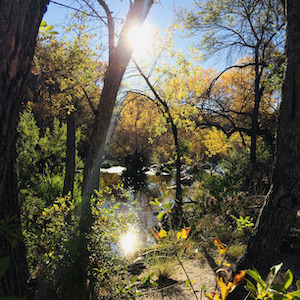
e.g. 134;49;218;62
150;198;173;221
39;20;58;35
246;263;300;300
87;189;140;299
18;108;82;205
232;215;254;230
23;186;139;299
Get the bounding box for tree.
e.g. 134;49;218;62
81;0;153;219
29;28;101;196
108;92;161;161
177;0;285;165
0;1;49;296
192;62;278;152
229;0;300;298
76;1;153;298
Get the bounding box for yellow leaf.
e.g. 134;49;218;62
205;292;221;300
217;276;229;300
181;227;191;239
177;232;182;239
205;293;214;300
213;238;227;255
159;229;167;238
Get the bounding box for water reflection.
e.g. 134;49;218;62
99;167;174;255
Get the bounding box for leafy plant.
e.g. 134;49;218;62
246;263;300;300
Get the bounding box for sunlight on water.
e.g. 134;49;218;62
120;230;138;255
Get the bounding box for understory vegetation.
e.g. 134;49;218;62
14;108;299;299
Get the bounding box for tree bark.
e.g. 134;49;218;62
81;0;153;227
63;111;76;196
78;2;153;298
250;46;262;166
0;0;49;296
229;1;300;298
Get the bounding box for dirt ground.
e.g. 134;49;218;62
137;251;300;300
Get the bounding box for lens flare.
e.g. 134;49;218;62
120;230;137;255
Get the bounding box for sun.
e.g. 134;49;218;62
119;230;137;255
127;22;154;57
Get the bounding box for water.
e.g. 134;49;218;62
99;166;174;255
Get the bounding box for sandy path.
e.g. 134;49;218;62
139;257;218;299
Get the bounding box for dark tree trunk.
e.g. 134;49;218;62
63;111;76;196
0;0;49;296
172;116;183;227
250;47;261;166
229;1;300;298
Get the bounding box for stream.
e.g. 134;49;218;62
99;166;179;255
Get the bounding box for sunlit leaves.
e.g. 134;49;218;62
151;227;167;240
205;270;245;300
39;20;58;35
246;264;300;300
232;215;254;230
31;24;102;127
213;238;227;255
177;227;191;239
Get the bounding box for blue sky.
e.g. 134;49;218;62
43;0;224;70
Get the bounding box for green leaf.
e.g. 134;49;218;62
283;269;293;290
44;25;54;32
135;292;142;296
289;289;300;299
246;269;266;288
149;201;157;206
131;275;138;283
150;282;158;286
272;283;286;293
157;212;165;221
245;279;257;297
0;257;9;279
48;31;58;35
272;295;287;300
40;20;47;27
267;263;283;287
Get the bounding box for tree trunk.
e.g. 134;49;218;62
78;1;153;298
172;117;183;227
229;1;300;298
63;111;76;196
0;0;49;296
81;0;153;229
250;46;263;166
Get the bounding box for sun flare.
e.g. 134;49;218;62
127;22;154;57
120;230;137;255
